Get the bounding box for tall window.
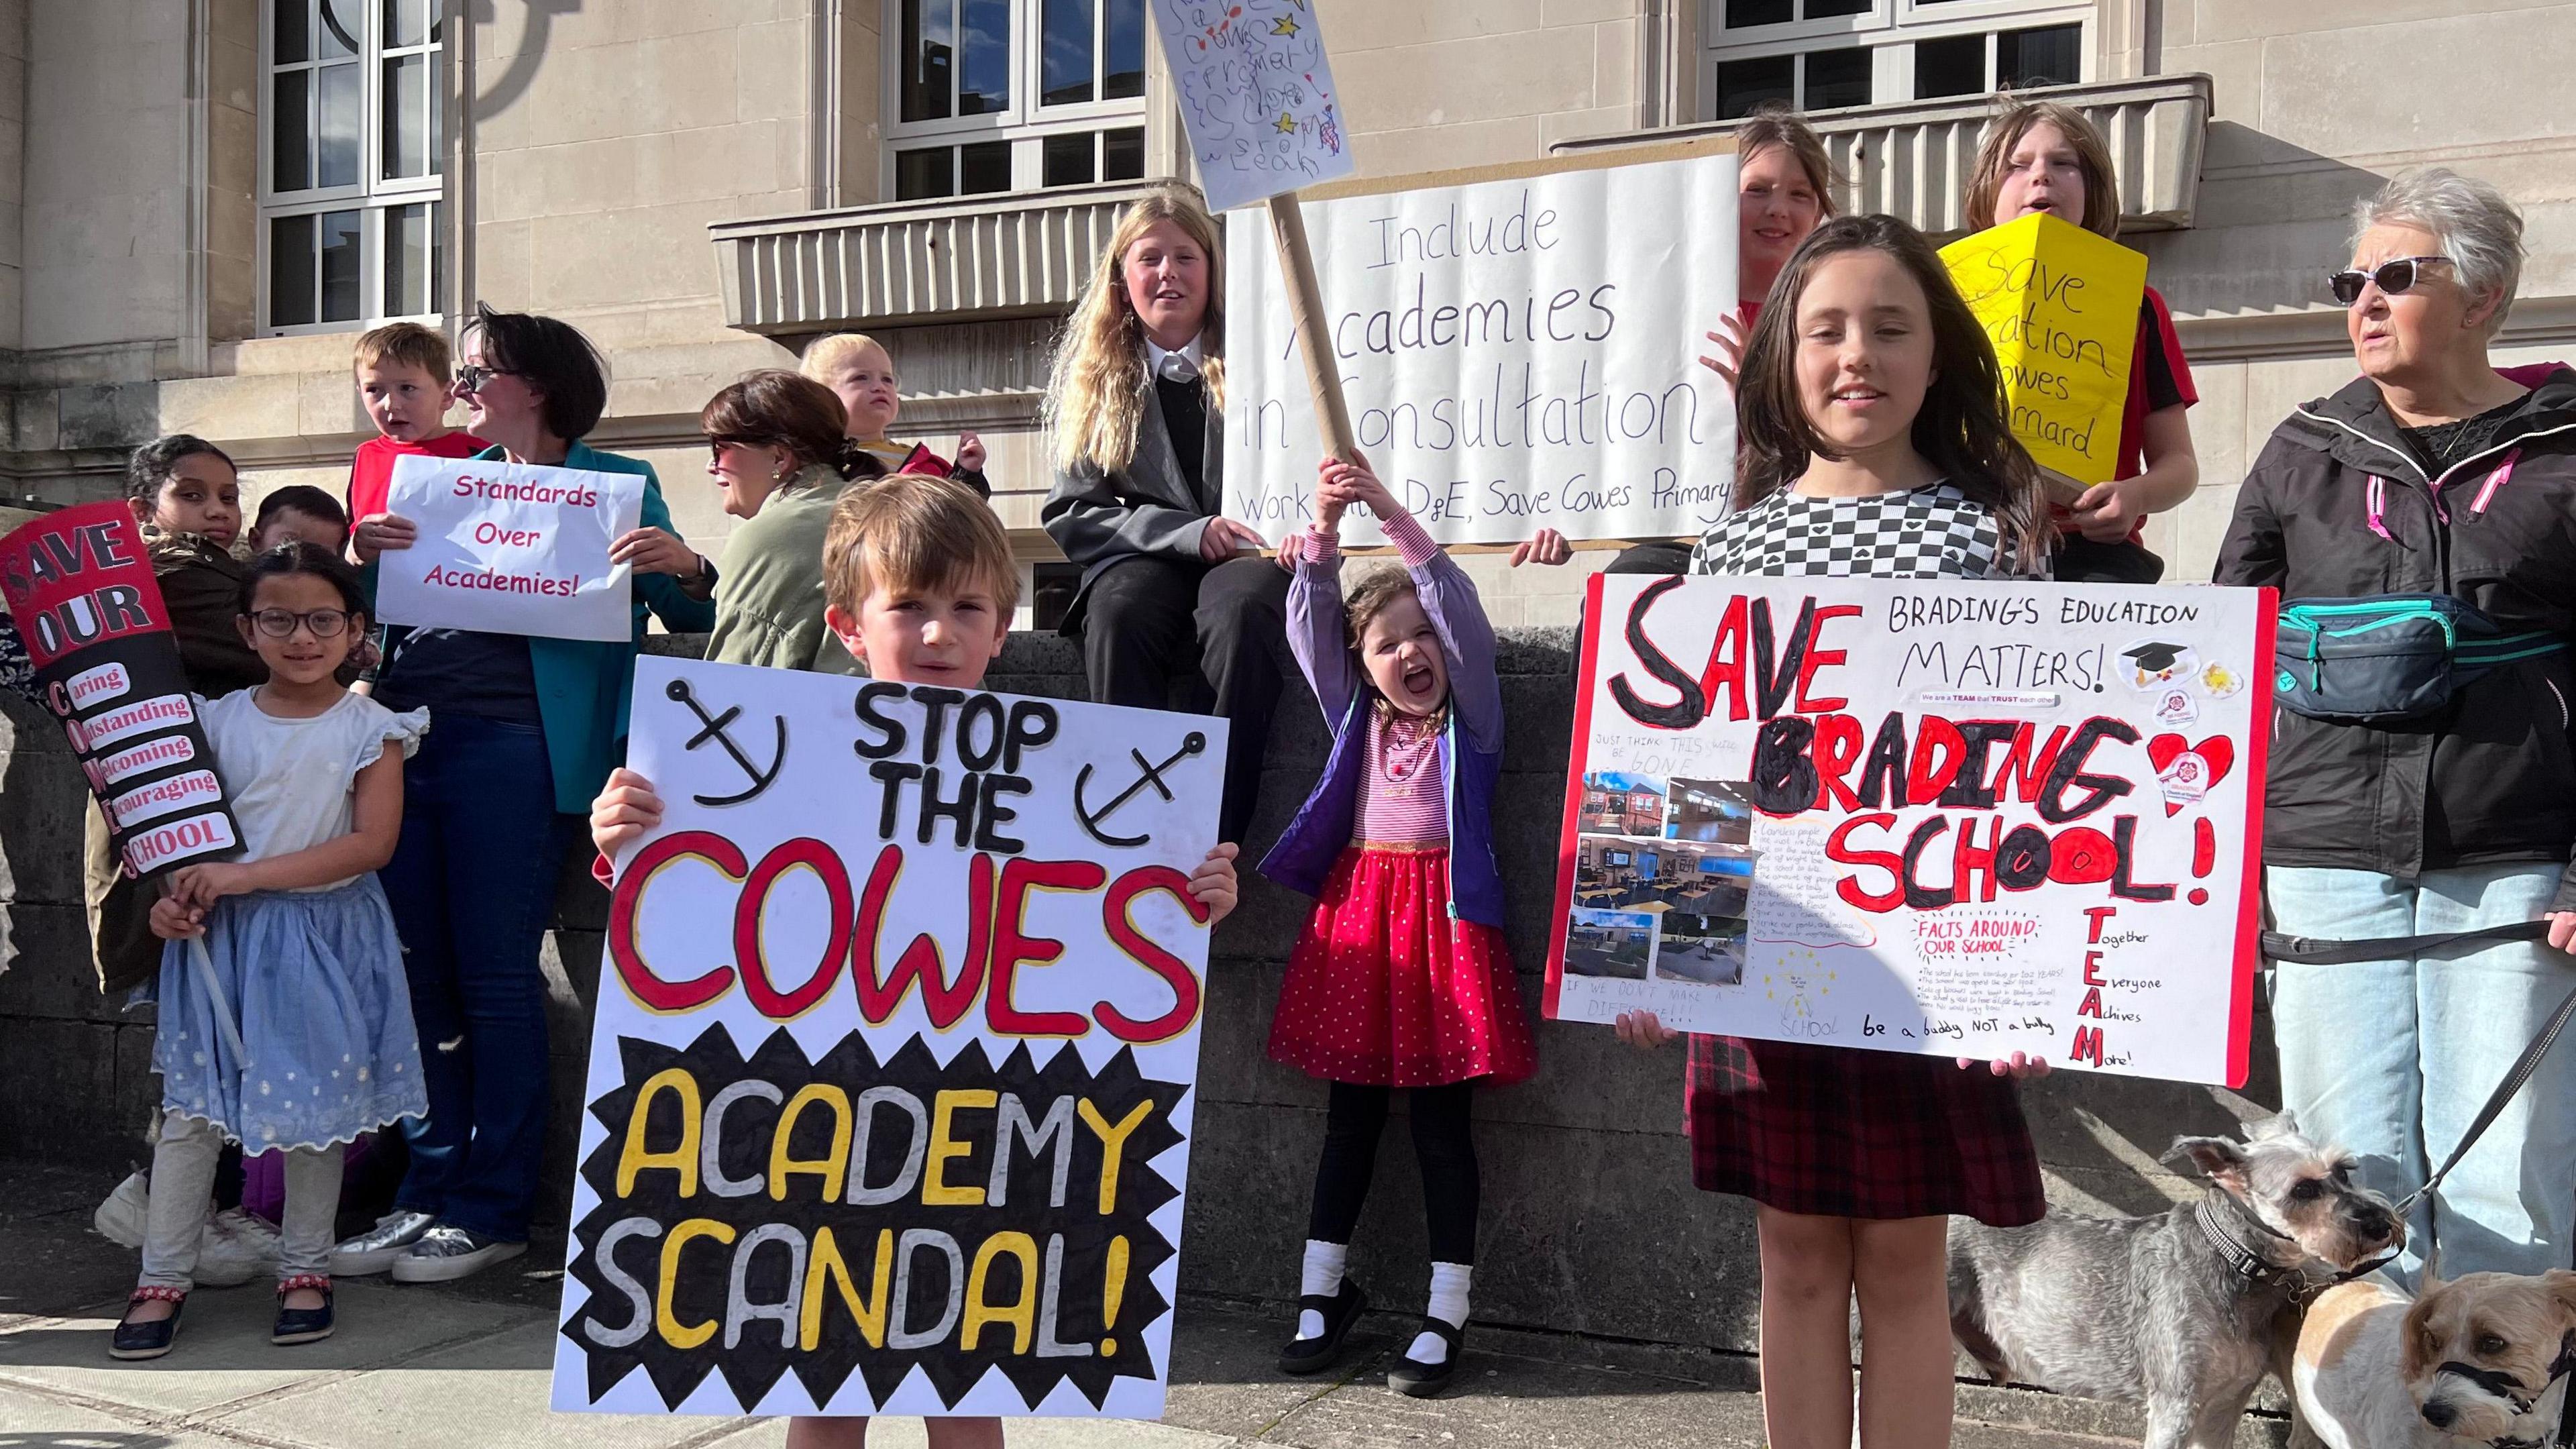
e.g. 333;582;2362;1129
885;0;1150;202
261;0;447;333
1704;0;2088;120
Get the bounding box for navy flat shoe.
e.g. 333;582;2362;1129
271;1274;335;1346
111;1288;186;1360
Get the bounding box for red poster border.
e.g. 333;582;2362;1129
1540;571;1609;1021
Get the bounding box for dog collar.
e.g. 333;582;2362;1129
2455;1332;2576;1449
2191;1195;2296;1285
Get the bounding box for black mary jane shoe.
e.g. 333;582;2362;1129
271;1275;335;1346
1277;1279;1368;1375
1387;1317;1464;1398
110;1289;186;1360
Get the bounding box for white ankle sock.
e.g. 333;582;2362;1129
1297;1240;1348;1340
1406;1260;1472;1364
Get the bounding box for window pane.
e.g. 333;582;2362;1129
274;0;309;62
1042;132;1094;187
387;203;427;315
900;0;954;123
1103;0;1144;99
1804;46;1872;110
896;147;954;201
384;0;426;48
959;0;1010;114
1913;33;1985;99
384;54;425;178
1807;0;1871;15
429;44;445;174
270;213;315;327
316;0;357;58
1042;0;1093;106
1103;125;1144;181
1998;23;2081;89
272;68;311;190
960;139;1013;193
1715;54;1794;120
430;201;445;314
318;61;359;186
320;209;363;321
1725;0;1791;26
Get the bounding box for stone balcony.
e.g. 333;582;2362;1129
1552;74;2214;237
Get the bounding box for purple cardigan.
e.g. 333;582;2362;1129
1254;515;1509;930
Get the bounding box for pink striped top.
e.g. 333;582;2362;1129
1299;513;1452;848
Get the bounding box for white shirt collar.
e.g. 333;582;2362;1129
1145;333;1205;382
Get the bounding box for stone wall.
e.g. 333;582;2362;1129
0;627;2274;1356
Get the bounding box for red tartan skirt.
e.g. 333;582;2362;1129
1267;845;1537;1088
1685;1035;2044;1226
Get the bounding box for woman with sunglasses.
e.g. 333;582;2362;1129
333;303;715;1285
697;368;885;672
2218;168;2576;1283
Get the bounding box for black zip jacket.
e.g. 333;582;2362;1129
2216;368;2576;912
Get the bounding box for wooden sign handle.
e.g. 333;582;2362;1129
1265;191;1360;464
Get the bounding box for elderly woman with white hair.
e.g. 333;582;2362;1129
2218;167;2576;1282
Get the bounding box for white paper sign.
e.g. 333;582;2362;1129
1149;0;1356;213
374;454;643;642
1545;575;2279;1087
1226;145;1740;547
553;656;1225;1420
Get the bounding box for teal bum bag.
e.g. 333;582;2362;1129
2274;594;2566;722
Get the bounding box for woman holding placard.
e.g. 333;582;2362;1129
2219;169;2576;1281
1960;99;2200;584
336;304;714;1285
1511;107;1837;573
1042;182;1289;846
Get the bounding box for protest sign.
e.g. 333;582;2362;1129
0;501;240;876
374;454;643;642
552;656;1225;1419
1544;574;2276;1086
1941;212;2148;488
1226;140;1741;547
1148;0;1356;214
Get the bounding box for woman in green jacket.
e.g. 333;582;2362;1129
699;368;882;674
338;304;714;1284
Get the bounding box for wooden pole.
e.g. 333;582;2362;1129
1265;190;1359;464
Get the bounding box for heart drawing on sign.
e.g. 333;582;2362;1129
2145;733;2235;816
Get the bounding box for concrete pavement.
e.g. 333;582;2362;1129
0;1158;2259;1449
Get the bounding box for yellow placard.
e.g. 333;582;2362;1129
1940;212;2148;486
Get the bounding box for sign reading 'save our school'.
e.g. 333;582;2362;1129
552;657;1225;1419
374;455;644;642
1545;574;2277;1087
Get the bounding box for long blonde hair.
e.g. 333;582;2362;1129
1046;184;1228;474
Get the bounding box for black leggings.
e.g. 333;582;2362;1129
1305;1080;1480;1266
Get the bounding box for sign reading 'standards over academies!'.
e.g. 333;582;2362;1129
1545;575;2276;1087
553;657;1226;1419
374;454;645;642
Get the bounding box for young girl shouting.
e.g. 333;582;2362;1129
1629;215;2052;1449
1260;455;1536;1398
115;543;430;1360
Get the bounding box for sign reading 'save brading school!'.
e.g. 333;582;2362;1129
1226;141;1740;548
374;455;644;642
553;656;1224;1419
1545;575;2277;1087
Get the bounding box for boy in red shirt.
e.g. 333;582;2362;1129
344;322;486;553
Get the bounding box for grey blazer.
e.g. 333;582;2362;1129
1040;378;1224;619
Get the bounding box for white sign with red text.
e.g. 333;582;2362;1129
375;454;643;642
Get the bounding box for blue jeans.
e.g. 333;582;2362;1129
383;714;573;1242
2269;863;2576;1283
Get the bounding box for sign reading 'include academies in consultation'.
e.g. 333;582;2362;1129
552;655;1226;1419
374;454;645;643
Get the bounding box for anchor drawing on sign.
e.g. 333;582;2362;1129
664;677;786;807
1074;731;1208;849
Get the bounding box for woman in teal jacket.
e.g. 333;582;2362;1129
338;305;714;1283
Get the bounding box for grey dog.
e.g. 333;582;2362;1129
1947;1114;2405;1449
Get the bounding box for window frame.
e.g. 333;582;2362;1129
1702;0;2090;115
880;0;1151;199
256;0;449;337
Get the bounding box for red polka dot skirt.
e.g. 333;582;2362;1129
1267;844;1537;1088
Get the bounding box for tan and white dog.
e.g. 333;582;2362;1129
2294;1271;2576;1449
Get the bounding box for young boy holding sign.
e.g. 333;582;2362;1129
588;472;1242;1447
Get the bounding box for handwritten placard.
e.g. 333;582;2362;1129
374;455;644;643
1226;142;1740;546
1940;212;2147;486
1544;574;2277;1087
1148;0;1356;213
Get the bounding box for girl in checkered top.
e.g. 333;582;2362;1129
1627;214;2054;1449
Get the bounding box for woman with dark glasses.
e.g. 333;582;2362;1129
2218;167;2576;1283
696;368;889;672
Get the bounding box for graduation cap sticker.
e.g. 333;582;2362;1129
2119;639;2200;692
